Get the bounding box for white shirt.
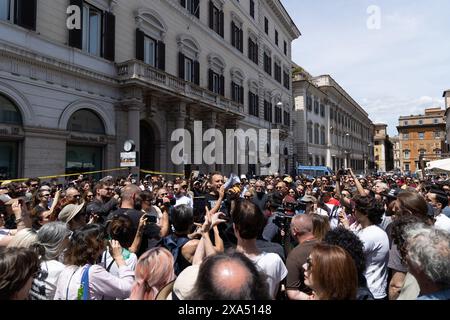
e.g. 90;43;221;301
356;225;389;299
30;260;65;300
101;249;138;278
435;214;450;233
249;252;288;299
175;195;193;208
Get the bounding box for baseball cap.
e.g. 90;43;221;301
240;174;247;180
383;188;401;199
300;195;318;203
58;202;85;223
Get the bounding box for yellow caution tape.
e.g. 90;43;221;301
0;167;185;183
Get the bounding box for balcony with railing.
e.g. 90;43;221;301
116;60;244;116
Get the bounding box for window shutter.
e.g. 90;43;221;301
179;52;185;79
193;0;200;18
157;41;165;71
209;1;213;29
208;69;214;91
248;38;252;59
180;0;186;7
256;95;259;117
231;22;236;46
135;29;145;61
248;91;252;114
219;75;225;96
103;11;116;61
240;86;244;104
239;29;244;52
231;82;235;101
15;0;37;31
219;11;224;37
255;43;259;65
193;61;200;85
69;0;83;49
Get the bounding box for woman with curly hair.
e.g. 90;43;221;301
129;247;176;300
353;195;389;300
54;224;134;300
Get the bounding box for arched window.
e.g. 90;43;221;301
0;94;22;125
67;109;105;135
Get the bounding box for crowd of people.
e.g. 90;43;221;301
0;168;449;300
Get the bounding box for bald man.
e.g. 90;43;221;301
285;214;319;300
188;251;271;300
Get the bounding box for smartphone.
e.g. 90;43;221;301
142;213;157;224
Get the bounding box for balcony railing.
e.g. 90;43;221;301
117;60;244;116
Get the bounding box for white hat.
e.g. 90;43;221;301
167;265;199;300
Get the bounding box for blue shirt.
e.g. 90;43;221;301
417;289;450;300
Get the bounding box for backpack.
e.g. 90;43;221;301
159;234;190;275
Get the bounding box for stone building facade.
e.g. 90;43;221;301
292;67;374;174
0;0;300;180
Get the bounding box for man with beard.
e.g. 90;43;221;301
252;180;268;214
86;182;119;223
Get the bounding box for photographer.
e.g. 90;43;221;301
86;182;119;223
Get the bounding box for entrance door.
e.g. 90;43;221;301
140;121;156;171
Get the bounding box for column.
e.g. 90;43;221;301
169;102;187;176
127;103;143;179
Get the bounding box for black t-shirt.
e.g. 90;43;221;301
107;208;161;256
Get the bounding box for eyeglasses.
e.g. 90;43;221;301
276;186;283;190
305;257;313;271
87;195;94;198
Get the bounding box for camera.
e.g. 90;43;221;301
273;209;294;230
337;169;349;176
142;213;157;224
155;197;176;207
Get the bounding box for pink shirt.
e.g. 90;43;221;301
54;264;134;300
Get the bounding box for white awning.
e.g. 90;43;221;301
426;158;450;172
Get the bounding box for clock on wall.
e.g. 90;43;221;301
123;140;135;152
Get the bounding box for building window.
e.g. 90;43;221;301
403;133;409;140
68;109;106;135
419;132;424;140
263;52;272;75
248;37;258;65
0;141;18;179
283;70;290;90
143;36;157;67
434;119;439;124
314;124;319;145
250;0;255;18
274;62;282;83
435;131;441;138
231;21;243;52
264;100;272;122
231;82;244;104
435;149;442;156
306;96;312;112
283;111;290;127
208;69;223;95
275;106;282;124
178;52;199;84
307;122;313;144
404;150;410;160
181;0;200;18
315;156;320;166
320;104;325;117
248;92;259;117
404;121;408;125
82;4;102;56
320;127;326;145
264;17;268;34
314;100;319;114
209;1;224;37
0;0;36;30
418;120;423;125
419;149;426;157
275;29;279;46
284;41;287;55
0;94;22;125
404;163;410;171
66;145;103;178
321;156;325;166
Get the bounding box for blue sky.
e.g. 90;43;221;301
282;0;450;136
